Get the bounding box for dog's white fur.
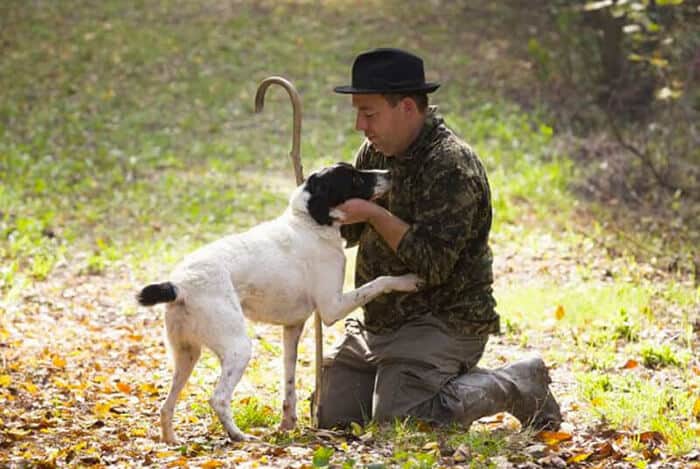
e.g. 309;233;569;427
145;170;418;443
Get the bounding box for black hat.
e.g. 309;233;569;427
334;48;440;94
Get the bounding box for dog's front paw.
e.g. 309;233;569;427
389;274;423;292
329;208;347;224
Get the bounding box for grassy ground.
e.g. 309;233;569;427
1;1;698;467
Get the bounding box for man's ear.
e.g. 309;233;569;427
400;96;415;113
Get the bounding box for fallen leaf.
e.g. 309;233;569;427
635;431;666;444
693;397;700;419
116;382;132;394
52;355;67;368
453;444;471;462
421;441;439;452
24;382;39;394
5;429;31;440
138;382;159;395
593;440;620;460
567;451;591;463
155;451;178;458
0;375;12;387
200;460;224;468
555;304;565;320
536;430;573;446
622;359;638;369
166;456;189;467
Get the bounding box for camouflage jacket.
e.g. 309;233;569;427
341;107;500;336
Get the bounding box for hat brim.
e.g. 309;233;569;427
333;83;440;94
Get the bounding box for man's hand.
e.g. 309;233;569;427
334;198;382;225
334;198;409;252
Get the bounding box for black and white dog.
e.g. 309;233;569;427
137;162;420;443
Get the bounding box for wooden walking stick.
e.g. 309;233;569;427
254;76;323;427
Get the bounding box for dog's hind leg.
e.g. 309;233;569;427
279;323;304;430
198;291;253;442
208;335;252;441
161;341;201;444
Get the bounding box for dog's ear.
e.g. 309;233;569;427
308;196;332;225
306;175;333;226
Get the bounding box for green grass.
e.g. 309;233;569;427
577;372;698;456
351;418;519;469
497;274;698;456
496;281;654;332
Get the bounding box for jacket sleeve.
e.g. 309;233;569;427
340;141;373;248
395;158;481;287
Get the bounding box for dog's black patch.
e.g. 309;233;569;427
137;282;177;306
305;162;388;226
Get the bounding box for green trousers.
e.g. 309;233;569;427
313;315;561;430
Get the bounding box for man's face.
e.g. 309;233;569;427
352;94;413;157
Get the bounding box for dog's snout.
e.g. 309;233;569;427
372;170;392;199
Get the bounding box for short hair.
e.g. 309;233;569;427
382;93;429;113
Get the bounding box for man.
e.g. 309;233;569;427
313;48;562;431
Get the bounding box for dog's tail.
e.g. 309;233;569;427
136;282;178;306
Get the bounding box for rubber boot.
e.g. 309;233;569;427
440;357;562;430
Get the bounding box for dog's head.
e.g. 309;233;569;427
302;162;391;226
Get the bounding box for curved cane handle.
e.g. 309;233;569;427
255;76;304;185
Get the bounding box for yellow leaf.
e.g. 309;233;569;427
130;428;147;437
554;305;565;321
166;457;189;467
117;382;132;394
649;57;668;68
94;401;112;418
200;461;224;469
94;398;127;418
6;428;31;439
24;382;38;394
692;397;700;419
0;375;12;387
567;452;592;463
155;451;177;458
537;430;573;446
52;355;67;368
